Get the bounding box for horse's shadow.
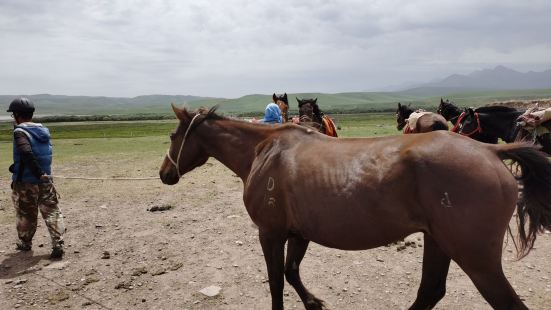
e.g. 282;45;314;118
0;251;49;279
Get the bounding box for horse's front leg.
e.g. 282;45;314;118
285;235;326;309
259;229;287;310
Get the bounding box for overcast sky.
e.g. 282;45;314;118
1;0;550;98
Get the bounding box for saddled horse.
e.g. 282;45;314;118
437;98;463;125
160;105;551;310
396;103;448;133
296;98;338;137
273;93;289;123
453;106;524;144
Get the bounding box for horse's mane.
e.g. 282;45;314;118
183;105;225;131
398;104;414;115
442;100;460;110
474;106;518;113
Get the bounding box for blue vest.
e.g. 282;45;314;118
12;123;53;184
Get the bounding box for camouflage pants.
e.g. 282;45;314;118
11;182;66;249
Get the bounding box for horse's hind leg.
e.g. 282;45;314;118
409;234;451;310
285;235;325;310
459;257;527;309
259;230;287;310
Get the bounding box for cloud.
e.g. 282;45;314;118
0;0;550;97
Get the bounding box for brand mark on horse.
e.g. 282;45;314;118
441;192;453;208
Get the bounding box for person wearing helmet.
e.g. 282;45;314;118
7;97;66;259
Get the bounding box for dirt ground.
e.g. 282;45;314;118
1;157;550;310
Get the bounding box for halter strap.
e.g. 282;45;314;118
166;113;202;178
452;111;482;137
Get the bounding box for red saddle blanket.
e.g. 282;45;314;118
322;116;338;137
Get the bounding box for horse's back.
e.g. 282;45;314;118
417;113;449;132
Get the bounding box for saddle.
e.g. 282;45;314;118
404;110;431;133
517;104;551;135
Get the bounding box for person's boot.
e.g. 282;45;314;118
50;246;64;260
15;240;32;251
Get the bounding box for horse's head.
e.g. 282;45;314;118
159;104;213;185
454;107;496;142
273;93;289;122
297;97;321;123
396;102;413;130
438;98;462;122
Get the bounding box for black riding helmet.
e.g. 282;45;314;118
7;97;35;113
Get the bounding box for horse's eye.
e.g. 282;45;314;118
170;133;176;141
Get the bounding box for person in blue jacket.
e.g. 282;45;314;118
7;97;66;259
257;102;283;124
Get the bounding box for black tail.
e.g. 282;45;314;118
496;143;551;258
431;121;449;131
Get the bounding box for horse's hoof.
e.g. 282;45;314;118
305;297;326;310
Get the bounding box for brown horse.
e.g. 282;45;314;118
273;93;289;123
396;103;448;133
296;98;338;137
160;105;551;310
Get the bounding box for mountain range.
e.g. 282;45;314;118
400;66;551;96
1;66;551;116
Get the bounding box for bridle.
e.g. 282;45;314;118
452;111;482;137
165;113;202;178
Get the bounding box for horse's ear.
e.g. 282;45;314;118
283;93;287;99
398;102;402;108
272;93;277;102
171;103;188;120
468;108;475;117
440;98;444;104
313;98;318;103
296;97;301;103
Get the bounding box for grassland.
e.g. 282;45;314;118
0;113;399;177
0;114;396;141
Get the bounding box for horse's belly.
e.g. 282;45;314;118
305;218;417;250
291;199;420;251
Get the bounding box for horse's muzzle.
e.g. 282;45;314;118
159;157;180;185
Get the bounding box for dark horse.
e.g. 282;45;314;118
396;103;448;133
160;105;551;310
454;106;524;144
296;98;338;137
273;93;289;123
437;98;463;125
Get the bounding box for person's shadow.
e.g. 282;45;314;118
0;251;49;279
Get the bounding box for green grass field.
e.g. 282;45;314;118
0;114;396;141
0;114;401;181
0;114;399;177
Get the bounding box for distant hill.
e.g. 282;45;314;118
402;66;551;95
0;94;220;115
2;88;551;117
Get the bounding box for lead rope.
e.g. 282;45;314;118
166;113;202;178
